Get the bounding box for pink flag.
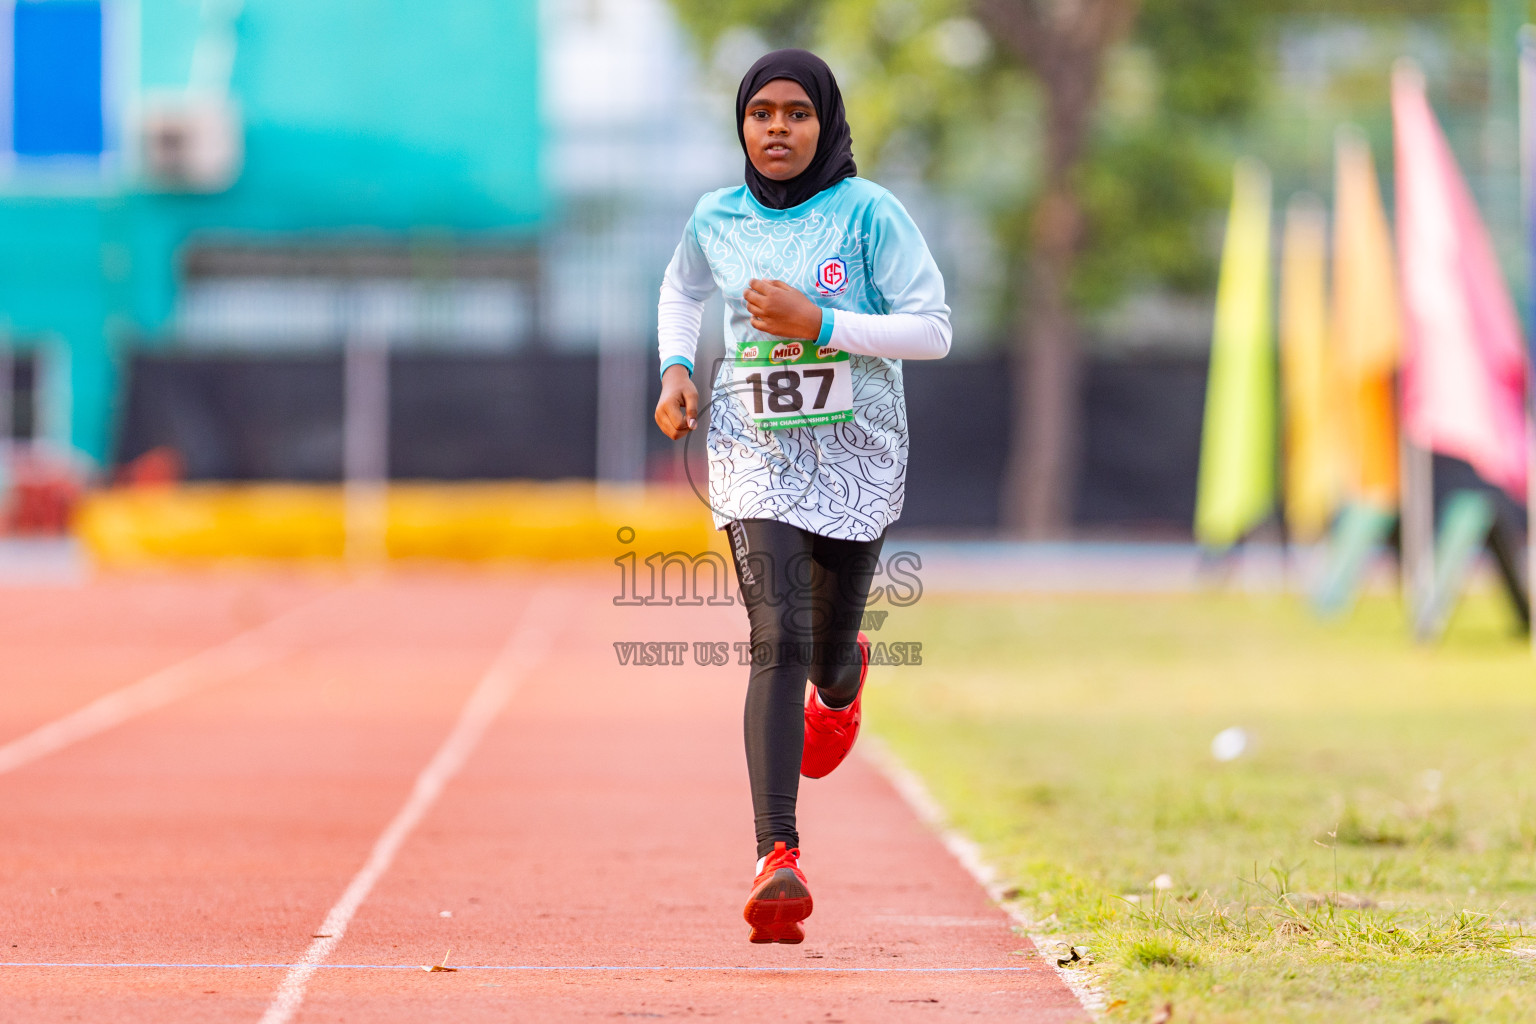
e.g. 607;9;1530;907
1393;63;1528;498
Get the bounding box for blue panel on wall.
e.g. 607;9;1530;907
13;1;104;157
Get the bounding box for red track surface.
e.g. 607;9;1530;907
0;571;1086;1022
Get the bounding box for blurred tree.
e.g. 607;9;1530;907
668;0;1502;536
671;0;1251;535
974;0;1141;537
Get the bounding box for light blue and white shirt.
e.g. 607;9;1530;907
658;176;950;541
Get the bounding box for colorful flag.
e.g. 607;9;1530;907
1393;63;1528;498
1331;128;1401;508
1196;158;1276;549
1280;194;1336;542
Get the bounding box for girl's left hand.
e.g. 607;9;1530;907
744;279;824;340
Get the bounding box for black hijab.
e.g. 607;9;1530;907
735;49;857;210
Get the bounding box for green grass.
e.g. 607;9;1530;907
865;590;1536;1022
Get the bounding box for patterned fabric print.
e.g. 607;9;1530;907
665;178;946;542
701;209;874;330
706;354;905;540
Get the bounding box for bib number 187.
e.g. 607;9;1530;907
745;368;835;414
732;349;852;430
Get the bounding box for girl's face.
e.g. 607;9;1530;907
743;79;820;181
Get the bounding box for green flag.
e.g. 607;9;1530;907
1196;158;1276;549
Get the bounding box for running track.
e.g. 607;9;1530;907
0;571;1086;1022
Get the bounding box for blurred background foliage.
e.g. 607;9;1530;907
671;0;1519;327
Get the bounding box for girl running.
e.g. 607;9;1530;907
654;49;950;944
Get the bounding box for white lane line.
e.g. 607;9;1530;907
257;589;568;1024
0;589;344;777
859;736;1104;1019
3;961;1038;973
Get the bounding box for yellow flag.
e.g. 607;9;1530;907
1280;195;1336;542
1332;129;1401;507
1196;159;1276;549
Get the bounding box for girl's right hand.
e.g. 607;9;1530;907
655;364;699;440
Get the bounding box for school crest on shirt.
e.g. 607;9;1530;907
815;256;849;296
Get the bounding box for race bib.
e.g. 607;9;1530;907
731;339;853;430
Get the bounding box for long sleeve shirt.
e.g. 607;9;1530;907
658;177;950;540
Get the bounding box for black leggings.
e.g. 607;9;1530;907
725;518;886;858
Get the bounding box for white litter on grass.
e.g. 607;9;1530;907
1211;727;1248;762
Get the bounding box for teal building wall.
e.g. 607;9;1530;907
0;0;544;463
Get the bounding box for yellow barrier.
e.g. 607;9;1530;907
76;482;719;566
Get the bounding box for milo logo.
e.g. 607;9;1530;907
817;345;837;359
740;345;759;361
770;342;803;364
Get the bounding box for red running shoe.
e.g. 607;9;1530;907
801;632;870;779
743;842;812;944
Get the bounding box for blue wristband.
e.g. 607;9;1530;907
816;307;836;347
660;356;694;381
